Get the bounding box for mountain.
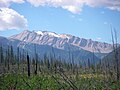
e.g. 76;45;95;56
0;30;115;64
10;30;113;54
102;46;120;66
0;36;99;64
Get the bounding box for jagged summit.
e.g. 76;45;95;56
35;30;72;39
36;31;60;37
9;30;113;53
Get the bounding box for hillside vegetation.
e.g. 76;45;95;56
0;44;120;90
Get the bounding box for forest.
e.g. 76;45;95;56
0;0;120;89
0;38;120;90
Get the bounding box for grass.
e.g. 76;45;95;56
0;73;120;90
0;74;60;90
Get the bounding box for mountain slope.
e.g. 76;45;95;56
0;36;100;64
102;46;120;66
10;30;113;54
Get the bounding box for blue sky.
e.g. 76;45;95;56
0;0;120;43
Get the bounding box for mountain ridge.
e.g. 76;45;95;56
9;30;113;53
0;36;100;64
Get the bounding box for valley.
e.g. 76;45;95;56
0;30;120;90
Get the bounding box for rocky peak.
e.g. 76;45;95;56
9;30;114;53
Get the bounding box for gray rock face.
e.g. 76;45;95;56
10;30;113;53
0;36;100;64
0;30;116;64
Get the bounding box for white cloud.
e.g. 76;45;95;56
84;0;120;12
0;0;28;31
0;8;27;31
26;0;84;14
62;5;81;14
0;0;120;31
26;0;120;14
0;0;24;8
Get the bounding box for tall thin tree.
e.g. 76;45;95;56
0;45;4;64
34;45;38;75
111;28;119;80
17;47;20;70
27;54;30;77
7;46;10;71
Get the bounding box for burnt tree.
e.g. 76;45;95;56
27;55;30;77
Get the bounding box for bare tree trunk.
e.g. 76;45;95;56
35;56;38;75
34;45;38;75
7;46;10;71
111;28;119;80
17;47;20;70
27;55;30;77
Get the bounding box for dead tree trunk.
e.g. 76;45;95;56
27;55;30;77
34;45;38;75
35;55;38;75
111;28;120;80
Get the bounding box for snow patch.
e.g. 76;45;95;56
47;32;60;37
36;31;43;35
36;31;71;39
60;34;70;39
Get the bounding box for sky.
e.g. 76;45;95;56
0;0;120;43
